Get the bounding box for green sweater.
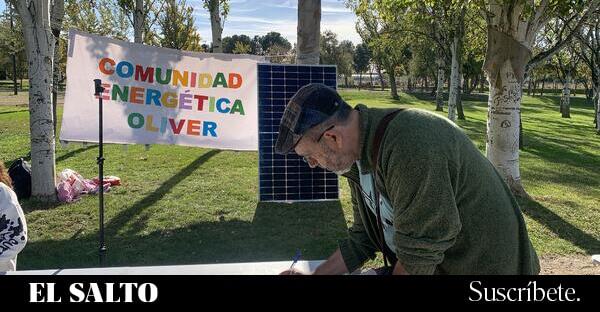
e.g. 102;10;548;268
339;104;540;275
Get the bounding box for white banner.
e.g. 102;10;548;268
60;30;263;151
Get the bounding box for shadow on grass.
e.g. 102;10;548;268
534;96;595;109
0;109;28;115
524;135;599;172
407;91;490;103
56;145;97;162
18;201;347;270
105;149;222;235
519;198;600;255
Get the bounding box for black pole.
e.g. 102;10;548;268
94;79;107;266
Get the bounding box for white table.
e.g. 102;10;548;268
6;260;324;275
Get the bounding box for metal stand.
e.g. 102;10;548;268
94;79;107;266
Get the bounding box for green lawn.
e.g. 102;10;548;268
0;89;598;270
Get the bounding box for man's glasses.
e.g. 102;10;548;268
301;125;335;164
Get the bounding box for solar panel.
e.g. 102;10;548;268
257;64;339;202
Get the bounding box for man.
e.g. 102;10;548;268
275;83;539;275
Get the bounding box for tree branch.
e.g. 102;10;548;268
526;0;599;73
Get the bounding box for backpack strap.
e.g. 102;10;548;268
369;109;403;268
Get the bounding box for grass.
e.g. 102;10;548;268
0;88;598;270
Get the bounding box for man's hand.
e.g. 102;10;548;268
279;268;307;275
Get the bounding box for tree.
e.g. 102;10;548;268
462;14;486;96
552;45;580;118
10;0;61;202
320;31;354;86
232;41;251;54
50;0;64;135
265;43;291;63
297;0;321;64
349;0;386;91
223;34;255;54
575;12;600;133
338;40;355;86
446;4;467;121
117;0;165;44
482;0;599;197
354;43;371;89
351;0;409;99
203;0;229;53
259;32;292;53
0;1;24;95
408;37;437;93
158;0;202;51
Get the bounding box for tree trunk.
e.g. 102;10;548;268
208;0;224;53
376;64;385;91
296;0;320;64
358;73;362;90
519;112;523;149
435;57;444;111
448;36;462;121
479;73;485;93
51;0;64;136
15;0;57;202
485;59;528;197
527;77;532;96
596;95;600;133
457;95;465;120
483;16;535;198
134;0;144;44
541;76;545;96
388;68;398;100
560;72;571;118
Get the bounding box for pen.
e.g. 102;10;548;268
288;249;302;275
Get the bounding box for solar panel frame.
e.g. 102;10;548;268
257;63;339;203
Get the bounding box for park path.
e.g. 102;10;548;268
0;91;64;106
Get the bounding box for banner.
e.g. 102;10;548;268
60;30;263;151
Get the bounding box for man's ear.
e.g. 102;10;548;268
323;129;343;149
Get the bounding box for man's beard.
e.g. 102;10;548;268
320;142;354;175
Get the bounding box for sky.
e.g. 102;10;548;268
0;0;361;45
189;0;361;45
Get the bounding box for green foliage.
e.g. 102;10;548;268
408;36;436;80
222;35;259;54
66;0;131;40
157;0;202;51
258;32;291;54
0;2;26;81
232;41;251;54
353;43;371;75
320;32;355;82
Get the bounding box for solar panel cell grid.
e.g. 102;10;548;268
257;63;339;202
